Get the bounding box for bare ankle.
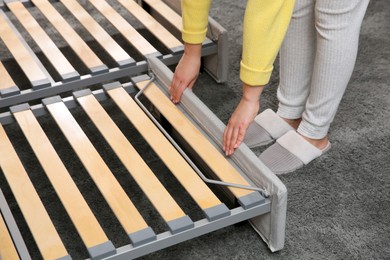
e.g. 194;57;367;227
281;117;302;130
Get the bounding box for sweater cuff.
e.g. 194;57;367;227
182;28;207;44
240;61;273;86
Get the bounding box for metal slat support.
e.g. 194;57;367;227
128;227;156;247
238;192;266;210
0;86;20;98
166;216;194;234
203;204;230;222
87;241;116;260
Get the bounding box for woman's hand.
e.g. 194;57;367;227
223;83;264;156
169;43;202;104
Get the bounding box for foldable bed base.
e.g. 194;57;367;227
0;0;286;258
0;61;278;259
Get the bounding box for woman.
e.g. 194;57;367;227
169;0;369;173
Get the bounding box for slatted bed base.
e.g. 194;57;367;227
0;57;282;259
0;0;227;109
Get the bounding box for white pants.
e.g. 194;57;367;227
277;0;370;139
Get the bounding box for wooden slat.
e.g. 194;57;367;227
77;93;186;222
116;0;182;51
0;125;68;260
13;109;109;249
107;85;222;210
0;61;16;92
7;1;79;81
88;0;158;56
32;0;106;72
0;213;19;260
0;12;50;87
45;100;149;234
60;0;133;67
144;0;212;47
143;0;182;31
135;80;256;199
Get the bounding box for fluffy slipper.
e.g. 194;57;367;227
259;130;331;174
244;109;294;148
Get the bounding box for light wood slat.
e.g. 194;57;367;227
142;0;212;47
60;0;132;66
107;85;222;210
7;1;78;81
116;0;182;51
88;0;158;56
135;80;256;199
13;109;109;249
143;0;182;31
0;213;19;260
77;93;186;222
32;0;106;72
0;13;49;86
0;61;16;91
45;101;149;234
0;125;68;260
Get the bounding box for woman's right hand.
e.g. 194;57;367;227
223;83;264;156
169;43;202;104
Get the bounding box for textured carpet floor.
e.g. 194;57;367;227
0;0;389;259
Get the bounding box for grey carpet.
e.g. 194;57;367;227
0;0;389;259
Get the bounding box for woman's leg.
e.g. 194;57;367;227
258;0;370;174
277;0;316;121
297;0;370;141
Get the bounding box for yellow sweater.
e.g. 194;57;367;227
181;0;295;86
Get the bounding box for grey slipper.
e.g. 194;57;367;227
244;109;294;148
259;130;331;174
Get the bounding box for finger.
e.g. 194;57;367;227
223;125;232;154
171;81;183;104
228;127;240;155
234;127;246;149
169;77;178;100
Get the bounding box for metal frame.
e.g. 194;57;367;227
105;202;270;260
